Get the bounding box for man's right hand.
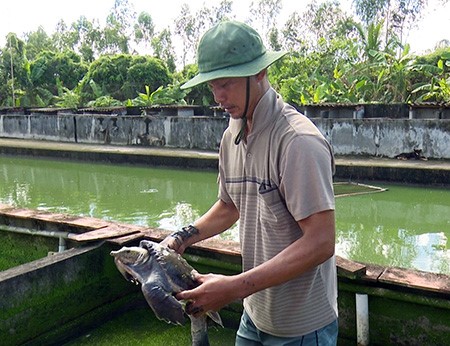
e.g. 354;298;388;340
160;225;200;254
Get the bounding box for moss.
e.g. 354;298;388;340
1;245;136;345
338;282;450;345
0;231;58;270
64;300;237;346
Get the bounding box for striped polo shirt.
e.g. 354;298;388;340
218;88;338;337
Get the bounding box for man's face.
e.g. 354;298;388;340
207;77;248;119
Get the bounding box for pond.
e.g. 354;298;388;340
0;156;449;275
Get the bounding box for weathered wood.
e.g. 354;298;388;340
69;224;143;242
379;267;450;295
0;206;110;229
336;256;366;279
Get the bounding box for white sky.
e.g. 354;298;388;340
1;0;449;60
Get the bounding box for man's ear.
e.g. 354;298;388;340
255;69;267;82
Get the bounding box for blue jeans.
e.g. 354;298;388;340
235;310;338;346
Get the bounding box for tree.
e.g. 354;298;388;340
410;48;450;102
65;16;102;62
282;12;307;52
0;33;44;106
248;0;282;48
352;0;429;47
151;28;177;73
301;1;349;52
0;34;25;106
174;1;233;68
24;26;55;60
31;50;88;96
134;12;155;53
80;54;171;103
52;20;73;52
103;0;137;55
174;4;198;68
126;57;172;96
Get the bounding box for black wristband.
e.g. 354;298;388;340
169;225;199;247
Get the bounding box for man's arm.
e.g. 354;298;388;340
161;199;239;254
235;209;335;296
177;209;335;314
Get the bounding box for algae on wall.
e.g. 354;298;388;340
0;243;134;346
0;231;58;271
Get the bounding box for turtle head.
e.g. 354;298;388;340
111;246;149;265
110;246;150;283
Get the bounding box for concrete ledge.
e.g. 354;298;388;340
0;138;219;170
335;156;450;185
1;206;449;345
1;138;449;185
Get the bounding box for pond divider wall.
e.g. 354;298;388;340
0;205;449;345
0;242;138;345
0;112;449;159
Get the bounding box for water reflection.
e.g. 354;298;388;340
335;185;450;274
0;156;219;231
0;156;449;274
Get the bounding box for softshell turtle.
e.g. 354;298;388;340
110;240;222;346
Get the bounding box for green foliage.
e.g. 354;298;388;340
126;57;171;95
87;95;123;107
54;87;81;109
410;50;450;102
0;0;449;108
31;50;88;95
79;54;171;104
177;64;215;106
24;26;55;60
130;83;187;106
151;28;177;73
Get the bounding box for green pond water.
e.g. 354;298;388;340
0;156;449;275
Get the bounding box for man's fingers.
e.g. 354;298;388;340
176;289;192;300
185;301;204;316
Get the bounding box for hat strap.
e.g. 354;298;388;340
234;77;250;145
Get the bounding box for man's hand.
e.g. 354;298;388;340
176;272;241;317
160;225;200;254
159;234;185;254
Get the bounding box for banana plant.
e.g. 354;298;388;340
410;53;450;102
131;83;187;106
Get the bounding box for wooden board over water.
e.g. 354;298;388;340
334;181;387;197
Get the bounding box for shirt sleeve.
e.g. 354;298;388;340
279;134;335;221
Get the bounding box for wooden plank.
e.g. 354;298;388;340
0;208;37;218
137;228;242;257
108;231;148;245
378;267;450;294
0;207;110;230
0;203;14;211
364;264;385;282
336;256;366;279
69;224;143;242
33;213;110;229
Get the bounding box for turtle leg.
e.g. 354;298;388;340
141;283;186;325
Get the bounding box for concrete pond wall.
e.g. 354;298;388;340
0;112;449;159
1;204;449;345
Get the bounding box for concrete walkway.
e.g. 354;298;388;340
0;138;449;186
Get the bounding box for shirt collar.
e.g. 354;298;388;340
228;87;281;138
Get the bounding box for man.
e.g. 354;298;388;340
162;20;338;345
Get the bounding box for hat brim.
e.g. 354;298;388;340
181;51;287;89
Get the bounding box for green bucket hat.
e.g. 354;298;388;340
181;20;287;89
